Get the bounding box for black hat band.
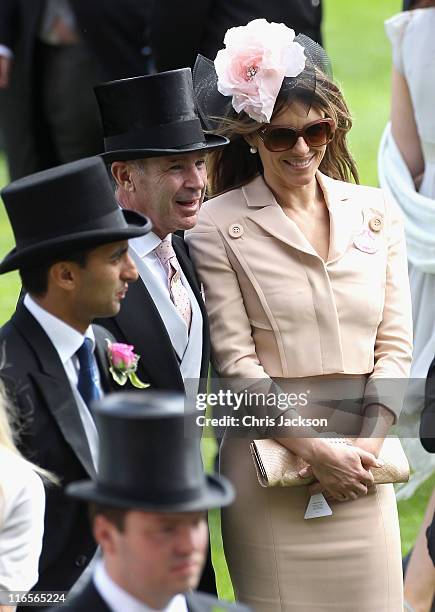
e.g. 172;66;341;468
16;208;126;249
96;481;206;505
104;119;206;151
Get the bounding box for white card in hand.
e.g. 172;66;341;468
304;493;333;519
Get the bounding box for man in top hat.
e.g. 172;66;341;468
0;157;151;598
53;391;250;612
93;68;228;397
92;69;227;594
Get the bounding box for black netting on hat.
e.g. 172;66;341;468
193;34;333;130
193;55;233;131
296;34;333;81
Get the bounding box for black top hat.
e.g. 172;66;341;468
94;68;229;163
67;392;234;512
0;157;152;274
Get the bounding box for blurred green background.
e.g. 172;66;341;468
0;0;434;601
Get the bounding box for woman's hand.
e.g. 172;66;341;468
299;439;380;501
352;436;384;458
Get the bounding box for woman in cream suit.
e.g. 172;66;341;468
187;20;413;611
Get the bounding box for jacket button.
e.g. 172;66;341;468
229;223;244;238
369;216;383;232
75;555;88;567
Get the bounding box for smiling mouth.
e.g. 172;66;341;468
284;156;314;169
176;196;202;208
116;287;128;299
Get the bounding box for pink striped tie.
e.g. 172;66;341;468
154;239;192;329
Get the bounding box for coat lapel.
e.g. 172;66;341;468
185;591;247;611
242;177;317;256
112;270;184;390
241;173;363;263
317;172;363;263
173;236;211;381
13;304;96;477
92;324;113;394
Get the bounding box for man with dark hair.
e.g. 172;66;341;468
52;392;250;612
19;250;89;296
0;156;151;599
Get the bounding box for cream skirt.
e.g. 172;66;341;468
220;437;403;612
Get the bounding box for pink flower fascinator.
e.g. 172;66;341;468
214;19;306;123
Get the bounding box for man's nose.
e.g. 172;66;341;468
122;253;138;282
174;526;199;556
184;165;206;191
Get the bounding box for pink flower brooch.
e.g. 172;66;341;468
106;341;149;389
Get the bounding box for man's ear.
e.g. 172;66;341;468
49;261;79;292
93;514;119;556
111;162;134;192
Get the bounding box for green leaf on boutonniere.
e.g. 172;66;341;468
109;366;128;386
128;372;150;389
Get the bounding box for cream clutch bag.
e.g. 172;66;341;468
250;437;410;488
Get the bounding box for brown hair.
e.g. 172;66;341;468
206;68;359;196
88;502;128;531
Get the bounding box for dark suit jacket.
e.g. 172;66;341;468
421;355;435;568
53;579;252;611
0;0;152;179
0;0;152;80
421;356;435;453
95;235;210;394
150;0;322;72
94;235;214;595
0;303;113;595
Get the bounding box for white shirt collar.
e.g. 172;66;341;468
24;294;95;365
129;231;172;258
93;561;188;612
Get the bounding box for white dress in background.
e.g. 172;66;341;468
384;9;435;498
0;446;45;592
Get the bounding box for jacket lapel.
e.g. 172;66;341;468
242;177;317;256
317;172;363;263
112;272;184;390
185;591;245;611
69;579;110;611
13;304;96;477
241;173;363;263
92;324;113;394
173;236;211;381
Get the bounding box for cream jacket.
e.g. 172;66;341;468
186;173;413;419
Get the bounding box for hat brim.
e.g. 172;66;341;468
66;474;235;513
100;134;229;164
0;210;152;274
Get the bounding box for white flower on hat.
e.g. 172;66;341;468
214;19;306;123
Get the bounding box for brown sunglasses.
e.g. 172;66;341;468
257;118;336;152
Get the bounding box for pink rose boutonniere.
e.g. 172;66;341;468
214;18;306;123
106;341;149;389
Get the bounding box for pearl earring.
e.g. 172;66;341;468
249;146;257;154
